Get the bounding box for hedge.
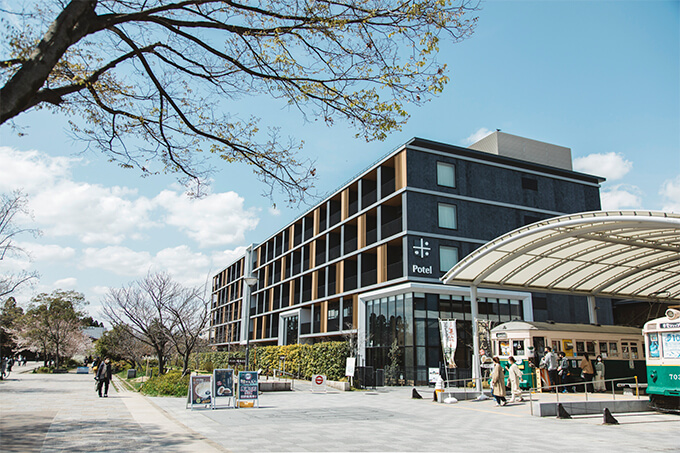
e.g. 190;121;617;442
193;341;351;382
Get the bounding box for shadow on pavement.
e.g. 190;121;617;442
0;411;56;452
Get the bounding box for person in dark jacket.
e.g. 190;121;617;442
96;358;112;397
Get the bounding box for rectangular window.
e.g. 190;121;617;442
576;341;585;354
661;332;680;358
609;342;619;356
438;203;457;229
513;340;525;356
436;162;456;188
439;246;459;272
521;177;538;191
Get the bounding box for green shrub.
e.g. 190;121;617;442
33;366;53;374
193;341;351;381
140;370;190;397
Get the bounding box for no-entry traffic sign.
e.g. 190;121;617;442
311;374;327;392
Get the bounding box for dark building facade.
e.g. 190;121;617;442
210;133;608;384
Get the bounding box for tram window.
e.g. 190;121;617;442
648;333;660;358
599;342;608;356
622;342;630;359
499;340;511;356
513;340;525;356
576;341;585;354
586;341;595;354
609;342;618;357
551;340;561;352
630;344;639;360
661;332;680;358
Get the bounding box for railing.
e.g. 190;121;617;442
271;369;296;390
440;377;489;401
527;375;642;416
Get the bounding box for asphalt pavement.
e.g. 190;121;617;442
1;363;679;452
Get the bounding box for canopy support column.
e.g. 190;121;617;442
470;286;482;394
587;295;598;324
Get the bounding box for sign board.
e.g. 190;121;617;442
187;375;212;409
345;357;356;377
212;369;234;409
662;332;680;358
428;367;440;384
228;357;247;366
312;374;327;392
439;319;457;368
238;371;259;407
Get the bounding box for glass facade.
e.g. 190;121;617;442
365;292;524;385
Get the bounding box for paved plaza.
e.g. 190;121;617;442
1;365;679;452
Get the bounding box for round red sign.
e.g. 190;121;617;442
315;375;324;385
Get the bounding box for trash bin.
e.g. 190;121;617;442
127;369;137;379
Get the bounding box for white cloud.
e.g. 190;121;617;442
0;146;76;194
463;128;493;146
53;277;78;289
660;175;680;213
19;242;76;262
154;190;259;248
268;206;282;216
211;246;248;271
80;245;241;288
31;181;156;244
573;152;632;181
600;185;642;210
81;246;153;276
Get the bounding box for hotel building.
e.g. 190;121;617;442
210;132;608;384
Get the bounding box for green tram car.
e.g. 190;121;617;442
490;321;645;389
643;308;680;413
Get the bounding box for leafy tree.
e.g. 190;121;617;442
0;297;24;357
95;323;151;369
80;316;104;328
21;290;89;368
0;191;40;298
1;0;478;200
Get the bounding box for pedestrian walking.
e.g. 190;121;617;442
593;354;606;392
540;347;558;390
96;358;113;397
507;356;523;402
490;356;507;406
580;352;594;392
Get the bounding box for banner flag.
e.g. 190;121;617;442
439;318;458;368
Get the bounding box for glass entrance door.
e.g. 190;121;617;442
284;315;299;345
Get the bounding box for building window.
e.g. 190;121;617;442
437;162;456;188
521;177;538;191
439;245;459;272
438;203;457;229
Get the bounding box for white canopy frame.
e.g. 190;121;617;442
441;210;680;394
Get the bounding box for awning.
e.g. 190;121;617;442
441;211;680;302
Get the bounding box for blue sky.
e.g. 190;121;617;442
1;0;678;322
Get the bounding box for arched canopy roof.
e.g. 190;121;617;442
442;211;680;302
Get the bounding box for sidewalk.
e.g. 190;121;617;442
0;368;226;452
2;369;679;452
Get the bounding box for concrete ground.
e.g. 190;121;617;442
1;364;679;452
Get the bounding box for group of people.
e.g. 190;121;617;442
540;346;607;392
490;356;523;406
93;357;113;397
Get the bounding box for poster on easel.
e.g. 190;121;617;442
212;369;235;409
237;371;259;408
186;375;212;410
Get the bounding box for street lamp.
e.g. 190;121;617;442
243;276;258;369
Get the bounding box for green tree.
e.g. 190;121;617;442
1;0;477;200
22;290;88;368
95;323;150;368
0;297;24;357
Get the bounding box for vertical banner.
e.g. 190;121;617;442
439;318;458;368
476;318;493;356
